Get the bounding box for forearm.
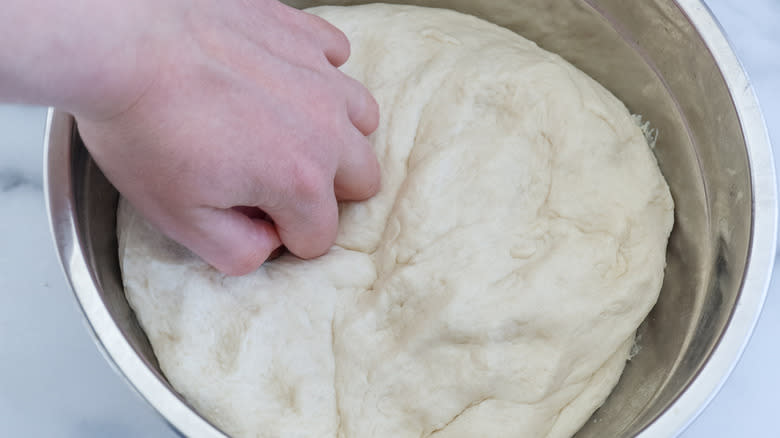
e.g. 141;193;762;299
0;0;161;118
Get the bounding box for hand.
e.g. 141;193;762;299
74;0;380;275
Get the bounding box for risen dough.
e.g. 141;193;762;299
118;4;674;438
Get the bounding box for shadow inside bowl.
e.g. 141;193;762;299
60;0;755;436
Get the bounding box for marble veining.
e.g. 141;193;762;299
0;169;41;192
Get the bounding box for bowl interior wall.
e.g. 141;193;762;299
72;0;752;436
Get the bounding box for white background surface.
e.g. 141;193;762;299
0;1;778;436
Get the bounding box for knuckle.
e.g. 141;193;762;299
306;71;345;113
302;13;350;64
364;91;380;133
207;239;262;276
333;27;351;58
341;75;380;134
221;255;259;276
283;201;339;260
220;235;273;276
318;15;350;49
291;160;329;201
364;158;382;196
301;215;338;259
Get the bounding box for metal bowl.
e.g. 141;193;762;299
44;0;777;436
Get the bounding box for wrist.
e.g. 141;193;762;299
0;0;164;120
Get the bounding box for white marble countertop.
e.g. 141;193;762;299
0;1;777;436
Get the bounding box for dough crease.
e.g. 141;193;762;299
118;4;674;438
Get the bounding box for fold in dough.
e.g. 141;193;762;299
118;4;674;437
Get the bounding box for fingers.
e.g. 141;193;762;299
334;132;381;201
303;12;351;67
283;8;379;136
343;76;380;136
269;181;340;260
187;207;283;276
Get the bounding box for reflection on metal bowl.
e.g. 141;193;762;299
44;0;777;436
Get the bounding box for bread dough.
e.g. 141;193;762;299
117;4;674;437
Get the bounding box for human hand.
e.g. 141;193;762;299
73;0;380;275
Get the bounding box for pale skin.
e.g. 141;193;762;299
1;0;380;275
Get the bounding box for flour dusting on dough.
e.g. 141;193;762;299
118;5;673;438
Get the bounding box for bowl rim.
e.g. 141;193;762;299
44;110;228;437
43;1;777;436
634;0;778;436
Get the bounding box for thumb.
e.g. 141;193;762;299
184;207;282;276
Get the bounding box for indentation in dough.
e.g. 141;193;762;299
117;4;674;438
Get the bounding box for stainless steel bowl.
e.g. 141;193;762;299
44;0;777;436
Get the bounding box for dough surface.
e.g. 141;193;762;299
118;4;674;437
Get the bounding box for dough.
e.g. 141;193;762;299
118;4;674;438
